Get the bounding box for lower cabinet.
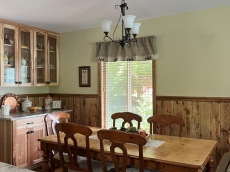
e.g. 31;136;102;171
0;116;46;167
27;125;45;165
14;129;28;167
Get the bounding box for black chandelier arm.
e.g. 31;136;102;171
103;35;121;44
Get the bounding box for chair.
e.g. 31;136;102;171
221;128;230;152
97;129;147;172
215;152;230;172
111;112;142;130
55;123;102;172
147;115;185;137
44;111;70;136
44;112;70;171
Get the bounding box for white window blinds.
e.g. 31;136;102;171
101;60;153;132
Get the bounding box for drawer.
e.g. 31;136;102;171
14;116;45;131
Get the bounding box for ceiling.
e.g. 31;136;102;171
1;0;230;33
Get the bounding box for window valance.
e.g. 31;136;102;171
95;36;158;62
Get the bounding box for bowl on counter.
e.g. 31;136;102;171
37;107;43;111
28;106;38;113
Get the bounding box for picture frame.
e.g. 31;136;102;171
79;66;91;87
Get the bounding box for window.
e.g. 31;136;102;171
100;60;155;132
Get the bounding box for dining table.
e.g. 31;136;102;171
38;127;217;172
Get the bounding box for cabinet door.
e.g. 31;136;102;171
18;27;34;86
34;31;48;86
1;24;19;86
0;23;2;86
28;125;46;165
47;33;59;86
14;129;29;167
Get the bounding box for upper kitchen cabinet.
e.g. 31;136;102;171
0;24;19;86
0;18;60;87
48;33;59;86
34;31;59;86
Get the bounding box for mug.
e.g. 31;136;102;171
1;105;10;115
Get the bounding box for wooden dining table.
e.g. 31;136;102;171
38;127;217;172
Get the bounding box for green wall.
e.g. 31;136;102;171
1;6;230;97
51;5;230;97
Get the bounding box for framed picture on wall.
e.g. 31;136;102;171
79;66;91;87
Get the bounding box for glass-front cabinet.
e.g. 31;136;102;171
0;24;19;86
34;31;47;86
0;20;59;87
18;27;33;86
48;33;59;86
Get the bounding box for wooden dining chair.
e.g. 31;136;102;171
111;112;142;130
220;128;230;152
55;123;102;172
147;115;185;137
97;129;147;172
44;111;70;171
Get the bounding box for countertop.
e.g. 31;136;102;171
0;161;33;172
0;109;72;121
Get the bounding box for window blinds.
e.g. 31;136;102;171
101;60;153;131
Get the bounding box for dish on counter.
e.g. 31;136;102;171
1;93;20;112
28;106;38;113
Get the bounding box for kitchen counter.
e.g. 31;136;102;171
0;162;33;172
0;109;72;121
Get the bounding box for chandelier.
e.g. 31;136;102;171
100;0;141;48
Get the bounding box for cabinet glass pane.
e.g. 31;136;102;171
21;31;31;83
49;37;57;83
36;34;45;84
4;28;15;84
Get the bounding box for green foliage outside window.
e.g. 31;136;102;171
104;61;153;133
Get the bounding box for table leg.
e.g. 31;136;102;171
208;155;214;172
42;150;51;172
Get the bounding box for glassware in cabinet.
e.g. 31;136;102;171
1;24;18;86
18;28;34;86
48;33;59;86
34;31;47;86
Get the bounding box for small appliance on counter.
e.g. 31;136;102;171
52;100;62;109
21;96;32;112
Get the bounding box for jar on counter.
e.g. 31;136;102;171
44;95;53;110
21;96;32;112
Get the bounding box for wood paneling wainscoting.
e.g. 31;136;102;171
0;93;100;126
157;96;230;165
1;93;229;165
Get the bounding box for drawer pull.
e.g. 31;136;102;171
27;122;34;125
26;131;34;134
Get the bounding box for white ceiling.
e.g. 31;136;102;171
0;0;230;33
